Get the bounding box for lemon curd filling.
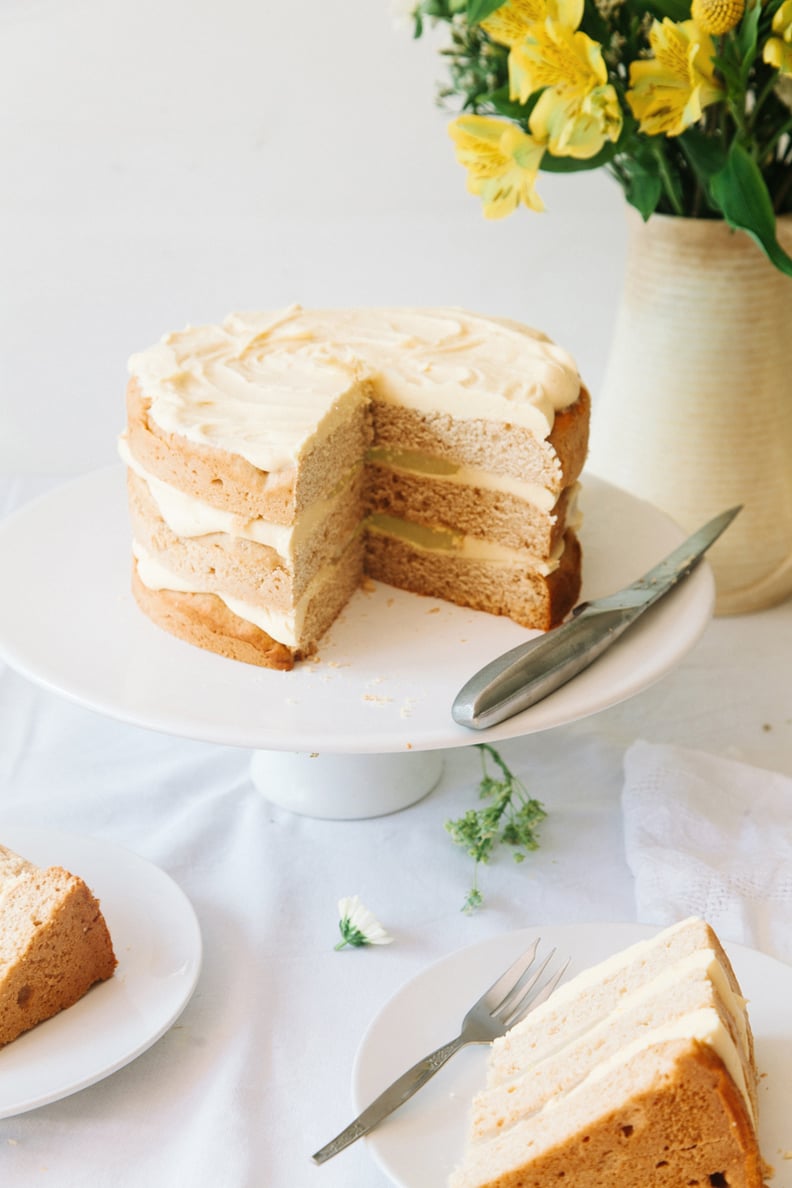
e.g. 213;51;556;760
367;446;460;477
367;446;558;511
367;513;559;573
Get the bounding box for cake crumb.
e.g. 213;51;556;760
427;606;441;614
361;578;377;594
362;694;393;706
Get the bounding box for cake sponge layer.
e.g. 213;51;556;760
127;465;365;607
126;378;373;522
450;1038;765;1188
365;528;581;632
131;531;365;669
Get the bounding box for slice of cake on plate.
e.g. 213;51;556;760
449;918;767;1188
121;306;589;669
0;844;117;1046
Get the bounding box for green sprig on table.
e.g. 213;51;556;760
446;743;546;913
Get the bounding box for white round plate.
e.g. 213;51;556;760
0;826;202;1119
0;467;713;753
352;923;792;1188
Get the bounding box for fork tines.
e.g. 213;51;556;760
489;942;571;1031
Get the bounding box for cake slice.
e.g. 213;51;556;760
449;919;767;1188
0;844;117;1046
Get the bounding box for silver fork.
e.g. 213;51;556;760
311;938;569;1164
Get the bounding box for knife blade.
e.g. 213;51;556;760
451;505;741;731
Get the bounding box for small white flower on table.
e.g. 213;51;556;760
335;896;393;950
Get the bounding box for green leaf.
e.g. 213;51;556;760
467;0;505;23
679;127;727;210
642;0;690;21
538;142;618;173
737;0;761;78
680;127;728;178
446;743;545;912
487;84;533;122
710;142;792;276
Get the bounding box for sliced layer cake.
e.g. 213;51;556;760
449;918;767;1188
122;306;590;668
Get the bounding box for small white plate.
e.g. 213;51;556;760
0;826;202;1118
352;923;792;1188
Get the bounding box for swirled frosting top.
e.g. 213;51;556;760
128;305;581;472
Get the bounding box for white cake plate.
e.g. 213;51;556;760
0;467;714;818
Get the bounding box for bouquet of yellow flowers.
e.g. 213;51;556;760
411;0;792;273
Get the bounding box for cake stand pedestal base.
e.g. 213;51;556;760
249;749;445;819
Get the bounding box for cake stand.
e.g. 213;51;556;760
0;467;714;818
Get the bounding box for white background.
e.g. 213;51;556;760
0;0;624;475
3;9;792;1188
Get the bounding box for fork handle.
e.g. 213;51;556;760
311;1032;464;1164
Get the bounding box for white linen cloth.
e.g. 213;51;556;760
622;740;792;963
2;475;792;1188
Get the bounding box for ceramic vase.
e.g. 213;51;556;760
587;208;792;615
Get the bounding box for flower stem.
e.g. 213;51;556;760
652;142;685;215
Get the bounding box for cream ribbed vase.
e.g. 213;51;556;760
588;208;792;615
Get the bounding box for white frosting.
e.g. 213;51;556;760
551;1007;752;1121
120;434;347;559
133;542;308;646
128;306;581;472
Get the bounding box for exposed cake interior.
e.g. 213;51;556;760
448;918;767;1188
122;306;590;668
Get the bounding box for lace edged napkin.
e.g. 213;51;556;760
621;740;792;963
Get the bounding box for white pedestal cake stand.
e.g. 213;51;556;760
0;467;714;819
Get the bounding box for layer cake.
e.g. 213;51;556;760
122;306;590;669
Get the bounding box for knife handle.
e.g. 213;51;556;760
451;605;634;730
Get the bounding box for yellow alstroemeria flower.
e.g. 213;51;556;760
530;81;622;158
481;0;582;47
448;115;546;218
627;19;725;137
509;19;609;105
481;0;548;47
763;0;792;76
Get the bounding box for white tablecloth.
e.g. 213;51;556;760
1;475;790;1188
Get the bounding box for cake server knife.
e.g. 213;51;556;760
452;505;741;731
